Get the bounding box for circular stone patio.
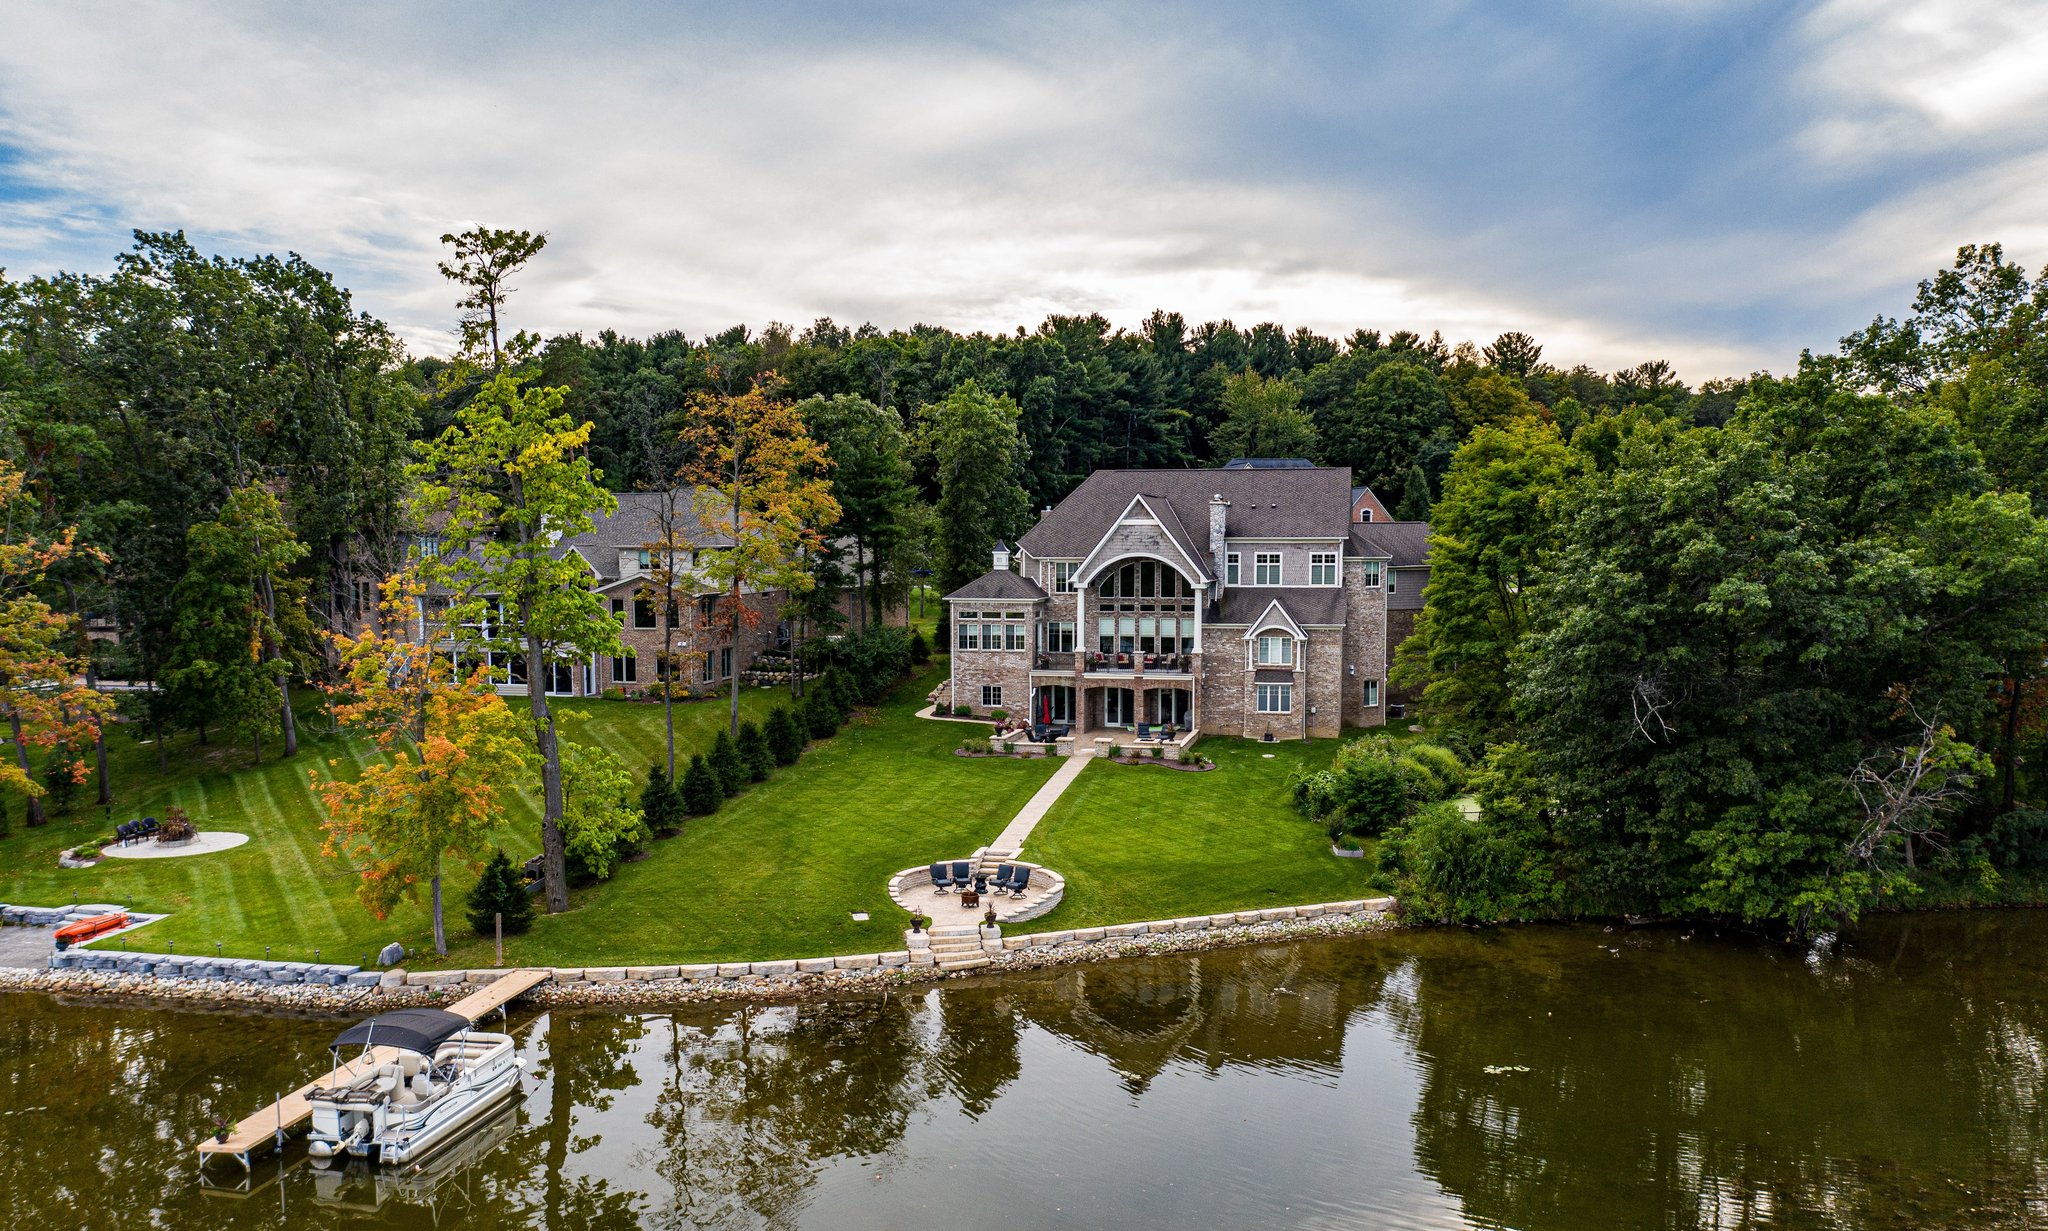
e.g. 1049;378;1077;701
104;831;250;860
888;860;1066;925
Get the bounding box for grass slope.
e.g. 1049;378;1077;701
0;687;779;964
440;665;1061;966
1026;738;1381;930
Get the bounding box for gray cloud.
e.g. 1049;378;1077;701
0;0;2043;381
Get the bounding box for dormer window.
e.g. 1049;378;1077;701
1225;553;1240;586
1360;507;1373;523
1255;633;1294;666
637;549;652;570
1254;553;1282;585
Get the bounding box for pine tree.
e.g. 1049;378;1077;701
641;764;683;837
737;720;773;782
765;706;805;765
1396;462;1433;521
803;688;841;739
710;728;748;796
821;669;854;720
680;753;724;815
908;627;930;664
466;848;535;937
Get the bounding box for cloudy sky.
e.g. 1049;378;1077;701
2;1;2045;378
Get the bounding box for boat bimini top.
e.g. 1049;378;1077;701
331;1008;471;1056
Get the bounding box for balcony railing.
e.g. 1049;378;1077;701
1030;651;1200;675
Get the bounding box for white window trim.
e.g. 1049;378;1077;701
1255;634;1294;667
1256;682;1293;714
981;684;1004;707
1254;552;1282;586
1225;552;1240;586
1363;679;1381;707
1310;552;1338;586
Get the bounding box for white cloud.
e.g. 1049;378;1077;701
0;1;2040;384
1798;0;2048;162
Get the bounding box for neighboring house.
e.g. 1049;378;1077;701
402;489;871;699
944;464;1431;739
1349;483;1392;525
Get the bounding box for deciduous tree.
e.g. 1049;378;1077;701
315;584;532;955
681;377;840;736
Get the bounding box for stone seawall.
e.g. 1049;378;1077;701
0;897;1398;1015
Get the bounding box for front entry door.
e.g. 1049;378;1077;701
1103;687;1134;727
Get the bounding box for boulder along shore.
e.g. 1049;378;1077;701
0;906;1397;1018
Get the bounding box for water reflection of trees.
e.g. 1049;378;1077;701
642;994;929;1229
1389;917;2048;1231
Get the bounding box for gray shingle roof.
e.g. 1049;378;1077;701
551;489;733;583
1209;587;1349;627
1351;521;1431;567
945;570;1048;602
1019;467;1353;559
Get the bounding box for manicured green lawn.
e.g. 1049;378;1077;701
1;653;1404;966
437;664;1062;966
0;686;782;965
1026;737;1383;930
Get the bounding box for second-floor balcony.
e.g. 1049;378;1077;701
1032;651;1196;676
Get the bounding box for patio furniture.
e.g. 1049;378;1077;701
972;873;989;896
993;863;1018;894
1010;867;1032;896
950;861;973;891
930;862;954;894
1136;722;1153;741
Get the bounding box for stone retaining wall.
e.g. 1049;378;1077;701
3;896;1401;1013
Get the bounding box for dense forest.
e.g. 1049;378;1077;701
0;228;1730;775
4;229;2043;935
1367;244;2048;934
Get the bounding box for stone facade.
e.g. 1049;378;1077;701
946;466;1428;739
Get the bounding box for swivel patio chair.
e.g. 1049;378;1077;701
930;862;954;894
950;861;973;891
992;863;1018;894
1009;867;1032;896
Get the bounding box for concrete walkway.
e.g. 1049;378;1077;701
990;750;1094;854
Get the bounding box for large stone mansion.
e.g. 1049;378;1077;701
943;461;1430;740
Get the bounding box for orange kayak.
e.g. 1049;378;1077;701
54;913;128;945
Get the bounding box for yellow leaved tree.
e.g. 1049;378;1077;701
314;573;533;956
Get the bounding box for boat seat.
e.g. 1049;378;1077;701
397;1054;424;1078
393;1086;420;1108
411;1073;436;1098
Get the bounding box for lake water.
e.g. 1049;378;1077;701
5;912;2046;1229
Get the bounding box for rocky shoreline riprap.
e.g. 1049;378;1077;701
0;903;1397;1017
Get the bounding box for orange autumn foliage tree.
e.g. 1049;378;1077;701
0;459;114;826
681;375;839;736
314;573;532;955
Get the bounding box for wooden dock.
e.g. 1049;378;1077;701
195;968;551;1169
444;967;550;1021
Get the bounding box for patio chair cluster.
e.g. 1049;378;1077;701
114;817;160;845
1132;723;1179;743
929;861;1033;898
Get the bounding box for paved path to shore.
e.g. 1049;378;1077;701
990;751;1093;854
